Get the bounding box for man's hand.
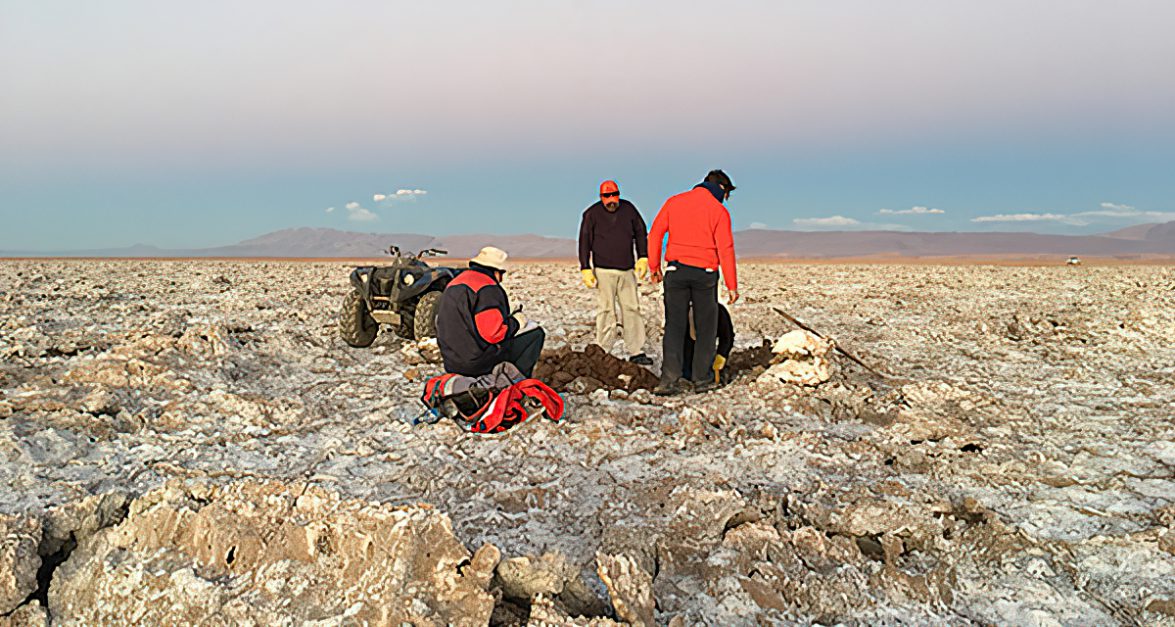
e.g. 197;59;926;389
581;269;597;289
728;289;740;305
650;270;663;284
634;257;650;281
513;312;529;328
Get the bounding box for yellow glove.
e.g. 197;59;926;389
712;354;727;383
513;312;529;328
634;257;649;281
581;269;597;288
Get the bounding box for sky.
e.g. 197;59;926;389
2;0;1174;250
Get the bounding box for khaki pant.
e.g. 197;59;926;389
594;268;646;355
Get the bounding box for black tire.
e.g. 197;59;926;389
413;291;443;340
339;290;378;347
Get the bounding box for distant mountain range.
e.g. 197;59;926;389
4;222;1175;259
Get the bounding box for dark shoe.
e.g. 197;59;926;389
628;353;654;366
692;380;718;394
654;380;682;396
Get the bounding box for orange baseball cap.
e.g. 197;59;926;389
599;180;619;195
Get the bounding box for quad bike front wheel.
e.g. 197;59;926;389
339;290;378;347
413;291;443;340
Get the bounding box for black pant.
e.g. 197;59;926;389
683;337;698;381
661;262;718;385
500;327;546;378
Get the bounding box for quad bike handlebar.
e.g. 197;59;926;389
385;245;448;259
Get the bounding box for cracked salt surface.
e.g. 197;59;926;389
1;260;1173;625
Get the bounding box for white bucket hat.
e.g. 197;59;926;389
470;246;509;271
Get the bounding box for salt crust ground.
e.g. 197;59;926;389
1;261;1173;625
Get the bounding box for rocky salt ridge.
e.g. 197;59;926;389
1;260;1174;625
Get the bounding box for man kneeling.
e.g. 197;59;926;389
684;302;735;385
436;246;545;377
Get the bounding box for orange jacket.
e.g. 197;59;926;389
648;187;738;291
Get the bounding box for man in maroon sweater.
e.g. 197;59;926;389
578;180;653;365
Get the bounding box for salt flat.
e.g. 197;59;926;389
1;260;1173;625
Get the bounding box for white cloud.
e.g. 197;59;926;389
331;189;429;223
1078;209;1175;221
790;215;910;231
339;201;378;222
793;215;860;227
325;206;335;213
1071;202;1175;221
878;206;945;215
749;222;769;229
347;206;378;222
970;213;1080;224
372;189;429;206
1076;209;1136;218
970;203;1175;228
1074;202;1139;218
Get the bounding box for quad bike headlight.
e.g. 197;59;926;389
402;273;416;286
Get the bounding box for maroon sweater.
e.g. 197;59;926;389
578;199;649;271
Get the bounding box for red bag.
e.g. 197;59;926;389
471;379;564;434
419;371;563;434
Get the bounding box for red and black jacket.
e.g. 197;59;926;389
436;265;520;376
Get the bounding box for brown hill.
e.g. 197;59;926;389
1104;223;1160;240
4;222;1173;259
197;228;573;259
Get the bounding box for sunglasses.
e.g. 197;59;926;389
601;192;619;198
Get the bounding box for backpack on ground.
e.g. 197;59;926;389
419;363;564;433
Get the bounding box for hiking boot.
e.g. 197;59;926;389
654;379;684;396
628;353;654;366
692;380;718;394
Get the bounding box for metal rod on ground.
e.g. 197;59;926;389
771;307;890;379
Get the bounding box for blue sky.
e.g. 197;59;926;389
2;0;1174;250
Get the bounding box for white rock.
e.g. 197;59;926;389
0;514;41;614
758;330;834;386
771;329;833;359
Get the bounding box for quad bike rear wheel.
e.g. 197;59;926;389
413;290;443;340
339;290;378;347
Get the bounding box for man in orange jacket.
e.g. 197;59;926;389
648;169;739;395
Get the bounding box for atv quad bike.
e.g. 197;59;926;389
339;245;459;348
